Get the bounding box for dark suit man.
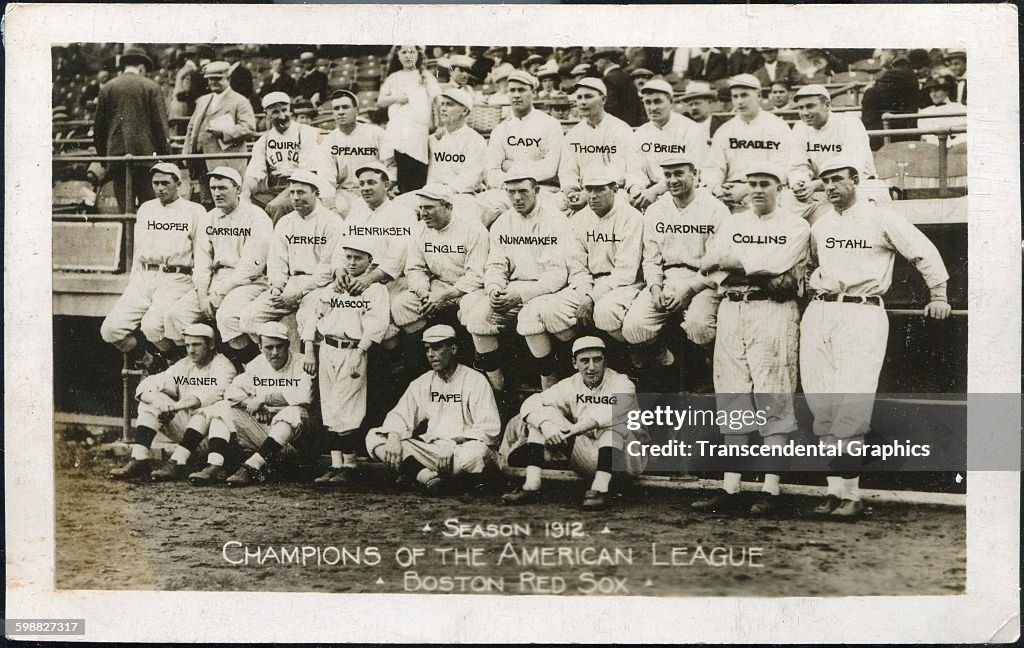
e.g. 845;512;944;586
728;48;764;76
686;48;729;84
593;48;646;127
183;61;257;202
223;48;255;100
261;57;297;99
93;48;171;212
753;48;801;89
295;51;329;107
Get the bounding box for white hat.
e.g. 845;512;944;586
728;73;761;90
288;169;322;192
448;54;476;70
441;87;474;110
745;163;787;184
149;162;182;181
502;171;538;185
817;157;861;178
182;323;215;339
490;62;516;82
573;77;607;95
257;321;290;341
341;235;379;258
206;166;242;186
415;184;455;204
582;172;617;188
506;70;538;90
299;51;316;61
202;61;230;77
261;91;291;109
639;79;674;97
681;81;716;101
354;161;391;182
422;324;457;344
571;336;606;356
659;157;697;169
793;84;831;100
536;61;560;79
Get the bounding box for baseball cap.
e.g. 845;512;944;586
570;63;592;76
630;67;655;79
257;321;290;341
202;61;230;77
422;324;457;344
536;61;561;79
354;161;391;182
182;323;215;339
793;84;831;100
448;54;476;70
524;54;545;66
206;166;242;186
415;184;455;204
341;235;379;258
506;70;538;90
728;73;762;90
659;157;697;169
817;157;861;178
502;171;538;185
582;172;617;188
639;79;674;97
441;87;474;110
490;63;516;83
150;162;182;181
262;92;292;109
571;335;606;356
330;89;359;106
288;169;322;192
299;51;316;62
944;48;966;60
573;77;607;96
745;163;786;184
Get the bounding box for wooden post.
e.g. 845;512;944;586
938;134;949;198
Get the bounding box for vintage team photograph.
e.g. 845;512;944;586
45;37;975;600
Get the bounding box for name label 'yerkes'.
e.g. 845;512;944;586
728;138;780;150
431;391;462;402
825;237;872;249
286;235;327;245
733;233;787;245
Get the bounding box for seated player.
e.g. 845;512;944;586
109;324;236;481
500;336;648;510
188;321;314;486
365;325;501;494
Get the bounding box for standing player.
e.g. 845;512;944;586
192;166;274;370
459;173;570;391
801;158;950;519
622;158;729;374
558;78;635;212
500;336;648;510
109;324;236;481
188;322;314;486
100;163;205;369
319;89;395;218
626;79;709;211
788;85;876;223
425;88;488;221
242;92;330;222
693;164;810;515
366;325;501;494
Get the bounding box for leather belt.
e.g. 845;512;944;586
322;335;359;349
664;262;699;272
141;263;192;275
813;292;882;306
592;271;611;279
724;290;771;302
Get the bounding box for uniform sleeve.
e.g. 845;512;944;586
591;375;636;430
484;123;509;189
703;121;730;189
223;96;256;143
511;118;564;184
452;222;488;294
641;205;666;288
319;138;343;194
223;209;273;293
610;122;634;186
595;207;643;299
300;292;327;342
558;135;582;193
523;378;575;427
377;379;426;440
358;284;391;351
305;129;336;202
483;221;511;294
314;234;342;288
223;371;254;405
881;212;950;288
566;225;594;294
740;216;811;276
267;222;290;290
194;359;238;408
463;372;501;447
245;135;269;184
517;219;571;302
446;132;487;194
192;213;214;295
625;129;650;191
405;233;430;296
788;123;816;186
282;368;314;407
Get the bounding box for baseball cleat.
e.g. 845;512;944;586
150;460;189;482
829;498;865;520
226;464;262;487
423;476;446;496
329;466;360;485
109;458;151;481
581;489;609;511
749;493;780;515
813;494;843;516
394;473;418;490
313;467;346;486
501;487;543;505
188;463;227;486
691;489;743;512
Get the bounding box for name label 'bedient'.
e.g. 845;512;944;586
252;377;301;387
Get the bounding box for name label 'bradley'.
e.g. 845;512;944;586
733;233;787;245
586;231;622;243
431;391;462;402
655;223;714;235
577;394;617;405
252;377;301;387
825;237;872;249
206;226;251;237
728;138;780;150
148;221;190;231
425;242;467;254
174;376;218;386
286;235;327;245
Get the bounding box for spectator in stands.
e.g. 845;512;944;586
686;48;728;84
592;47;646;127
630;68;654;91
918;76;967;147
79;68;109;112
379;45;441;194
442;54;477;92
183;61;257;204
679;81;717;150
260;56;296;102
93;47;171;212
222;47;255;103
570;63;593;86
291;97;316;125
766;80;794;112
753;47;800;89
943;49;967;104
728;47;764;77
555;46;584;77
169;47;209;119
487;63;515;107
522;54;546;76
860;52;923;149
536;62;563;99
296;51;329;108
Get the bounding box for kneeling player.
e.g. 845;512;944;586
365;325;500;494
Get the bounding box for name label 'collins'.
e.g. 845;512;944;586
732;233;787;245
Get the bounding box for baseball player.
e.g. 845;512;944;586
100;162;206;369
192;166;274;370
391;185;488;336
238;171;343;340
188;321;314;486
319;89;395;219
301;236;391;485
478;70;564;226
801;158;950;519
460;173;571;391
558;78;635;212
242;92;331;222
788;85;877;223
626;79;709;211
704;74;799;205
424;87;488;221
692;163;810;515
109;324;236;481
501;336;648;510
622;157;729;373
365;325;500;494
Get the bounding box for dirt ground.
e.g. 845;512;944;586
54;450;966;597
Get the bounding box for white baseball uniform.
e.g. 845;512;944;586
245;122;333;217
704;109;800;190
135;353;236;444
319;122;395;216
559;112;635;192
626;111;710;198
